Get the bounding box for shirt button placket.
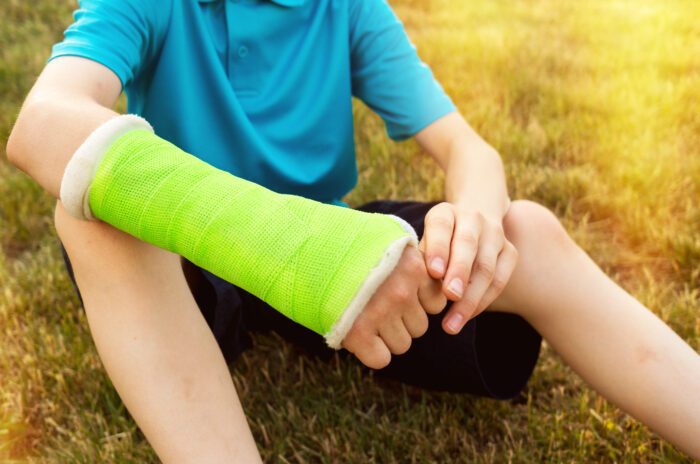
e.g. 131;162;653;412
225;0;257;96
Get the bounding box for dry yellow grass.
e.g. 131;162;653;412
1;0;698;461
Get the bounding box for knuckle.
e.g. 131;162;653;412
406;253;426;277
392;285;412;303
462;296;480;312
350;316;374;336
490;274;508;291
462;297;479;312
456;230;478;247
425;213;453;230
431;245;450;257
476;259;496;277
466;210;483;223
450;259;471;275
393;336;412;355
403;247;421;265
369;305;390;322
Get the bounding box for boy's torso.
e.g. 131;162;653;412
51;0;454;203
134;0;358;204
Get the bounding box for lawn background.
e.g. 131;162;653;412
1;0;699;462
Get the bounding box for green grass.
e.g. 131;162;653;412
1;0;699;461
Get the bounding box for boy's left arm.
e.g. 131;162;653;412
414;111;519;334
346;0;516;333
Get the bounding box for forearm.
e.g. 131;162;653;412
443;137;510;220
415;111;510;219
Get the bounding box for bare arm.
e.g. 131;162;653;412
414;112;518;334
6;56;120;196
415;112;510;217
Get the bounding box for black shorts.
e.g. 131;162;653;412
60;200;541;399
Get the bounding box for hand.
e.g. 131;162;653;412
342;246;446;369
420;202;518;334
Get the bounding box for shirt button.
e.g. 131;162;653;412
238;45;248;58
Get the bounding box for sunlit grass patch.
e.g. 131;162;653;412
1;0;698;461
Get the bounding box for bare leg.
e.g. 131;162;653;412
55;201;262;463
490;200;700;459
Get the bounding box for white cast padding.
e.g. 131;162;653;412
60;114;153;220
324;215;419;349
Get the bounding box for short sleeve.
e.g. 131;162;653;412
349;0;456;141
49;0;171;89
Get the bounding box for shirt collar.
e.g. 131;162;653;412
198;0;306;8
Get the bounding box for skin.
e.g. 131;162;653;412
7;56;700;462
415;114;516;332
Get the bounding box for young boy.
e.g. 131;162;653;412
6;0;699;461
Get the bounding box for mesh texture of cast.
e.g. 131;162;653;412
88;130;413;338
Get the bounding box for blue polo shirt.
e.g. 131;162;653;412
50;0;455;204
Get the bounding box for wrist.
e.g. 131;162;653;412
445;148;510;221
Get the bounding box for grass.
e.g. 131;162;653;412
1;0;699;461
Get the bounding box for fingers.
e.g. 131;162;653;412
421;202;522;336
458;222;505;316
343;332;391;370
418;275;447;315
343;307;417;367
402;288;431;337
341;242;450;369
421;202;454;279
386;248;432;341
442;238;515;335
443;213;482;300
476;241;518;313
379;317;413;355
402;310;429;338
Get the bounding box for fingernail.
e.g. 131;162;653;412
446;313;464;333
430;257;446;275
448;278;463;298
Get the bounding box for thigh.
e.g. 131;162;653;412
56;200;183;303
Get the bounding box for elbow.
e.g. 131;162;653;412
6;98;47;172
6;119;23;168
6;107;33;171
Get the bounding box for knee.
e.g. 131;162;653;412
503;200;578;255
54;200;173;274
56;200;134;259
